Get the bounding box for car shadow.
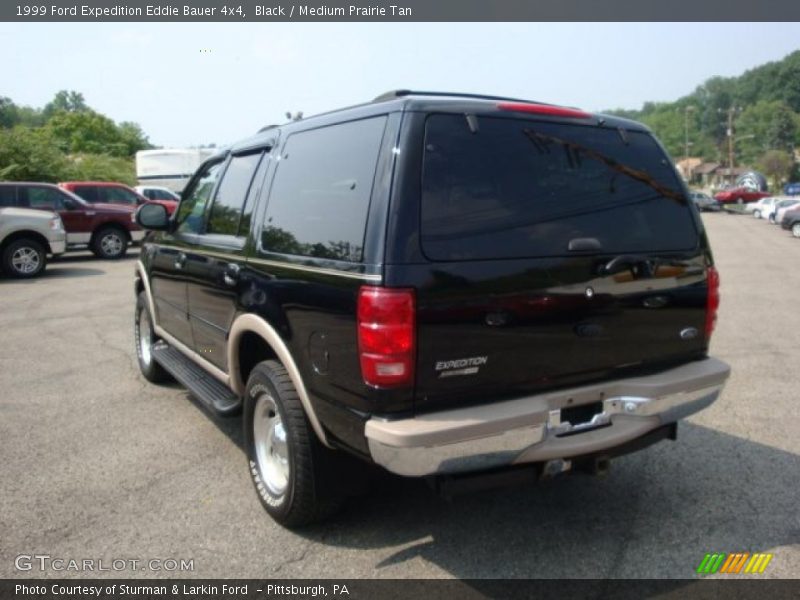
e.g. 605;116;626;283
0;266;107;281
52;251;140;264
191;407;799;578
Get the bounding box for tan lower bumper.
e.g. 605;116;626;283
365;357;730;477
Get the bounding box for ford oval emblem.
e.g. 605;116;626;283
680;327;699;340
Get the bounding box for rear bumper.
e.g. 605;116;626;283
365;357;730;477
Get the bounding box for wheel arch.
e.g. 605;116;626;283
229;314;330;447
1;230;52;254
92;221;131;243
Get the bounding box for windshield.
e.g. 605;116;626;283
420;114;698;261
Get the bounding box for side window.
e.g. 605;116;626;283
260;117;386;262
73;186;98;203
104;187;139;205
176;161;223;235
0;186;15;207
207;152;263;236
25;187;65;210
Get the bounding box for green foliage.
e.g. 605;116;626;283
0;127;70;181
43;90;88;118
757;149;794;188
64;154;137;185
0;90;149;184
606;50;800;168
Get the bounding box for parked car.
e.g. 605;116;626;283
745;196;780;219
689;191;721;212
780;208;800;238
133;90;730;527
713;187;771;204
60;181;178;215
0;205;65;278
0;182;143;259
782;182;800;196
769;199;800;224
134;185;181;203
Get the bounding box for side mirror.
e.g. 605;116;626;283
136;203;170;230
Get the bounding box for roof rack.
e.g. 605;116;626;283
372;89;553;106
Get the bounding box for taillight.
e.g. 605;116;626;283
357;286;415;388
705;266;720;339
496;102;591;119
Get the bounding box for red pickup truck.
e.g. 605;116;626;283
714;187;771;204
0;182;143;259
60;181;178;215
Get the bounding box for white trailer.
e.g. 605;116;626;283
135;148;215;193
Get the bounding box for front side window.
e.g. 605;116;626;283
421;114;697;260
207;152;263;236
176;161;223;234
72;186;99;203
260;116;386;262
22;187;66;210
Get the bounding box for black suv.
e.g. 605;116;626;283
134;90;731;527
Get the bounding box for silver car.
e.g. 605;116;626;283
0;207;66;278
689;191;721;212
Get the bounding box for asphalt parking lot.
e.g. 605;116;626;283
1;213;799;580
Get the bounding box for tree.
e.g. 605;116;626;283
43;90;88;118
0;127;70;181
45;110;148;157
757;150;793;189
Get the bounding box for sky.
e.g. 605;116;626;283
1;22;799;147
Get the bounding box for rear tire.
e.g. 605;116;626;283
2;238;47;278
244;360;345;528
135;291;171;383
92;227;128;259
753;209;761;219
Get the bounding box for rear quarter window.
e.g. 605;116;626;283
420;114;698;261
259;116;387;262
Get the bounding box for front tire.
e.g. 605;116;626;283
92;227;128;259
753;209;761;219
134;291;171;383
2;238;47;278
244;360;344;528
793;223;800;238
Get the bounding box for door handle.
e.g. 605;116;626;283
223;263;240;287
174;252;187;269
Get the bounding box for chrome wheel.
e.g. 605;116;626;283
11;246;41;275
137;307;153;366
100;232;123;256
793;223;800;238
753;210;761;219
253;393;290;496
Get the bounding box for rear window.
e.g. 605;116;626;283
421;114;697;261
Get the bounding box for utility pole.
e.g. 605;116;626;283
684;105;695;160
726;107;737;171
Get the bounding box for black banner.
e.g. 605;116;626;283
4;580;800;600
2;0;800;22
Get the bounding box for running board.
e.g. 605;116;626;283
152;341;241;416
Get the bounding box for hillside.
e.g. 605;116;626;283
606;50;800;182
